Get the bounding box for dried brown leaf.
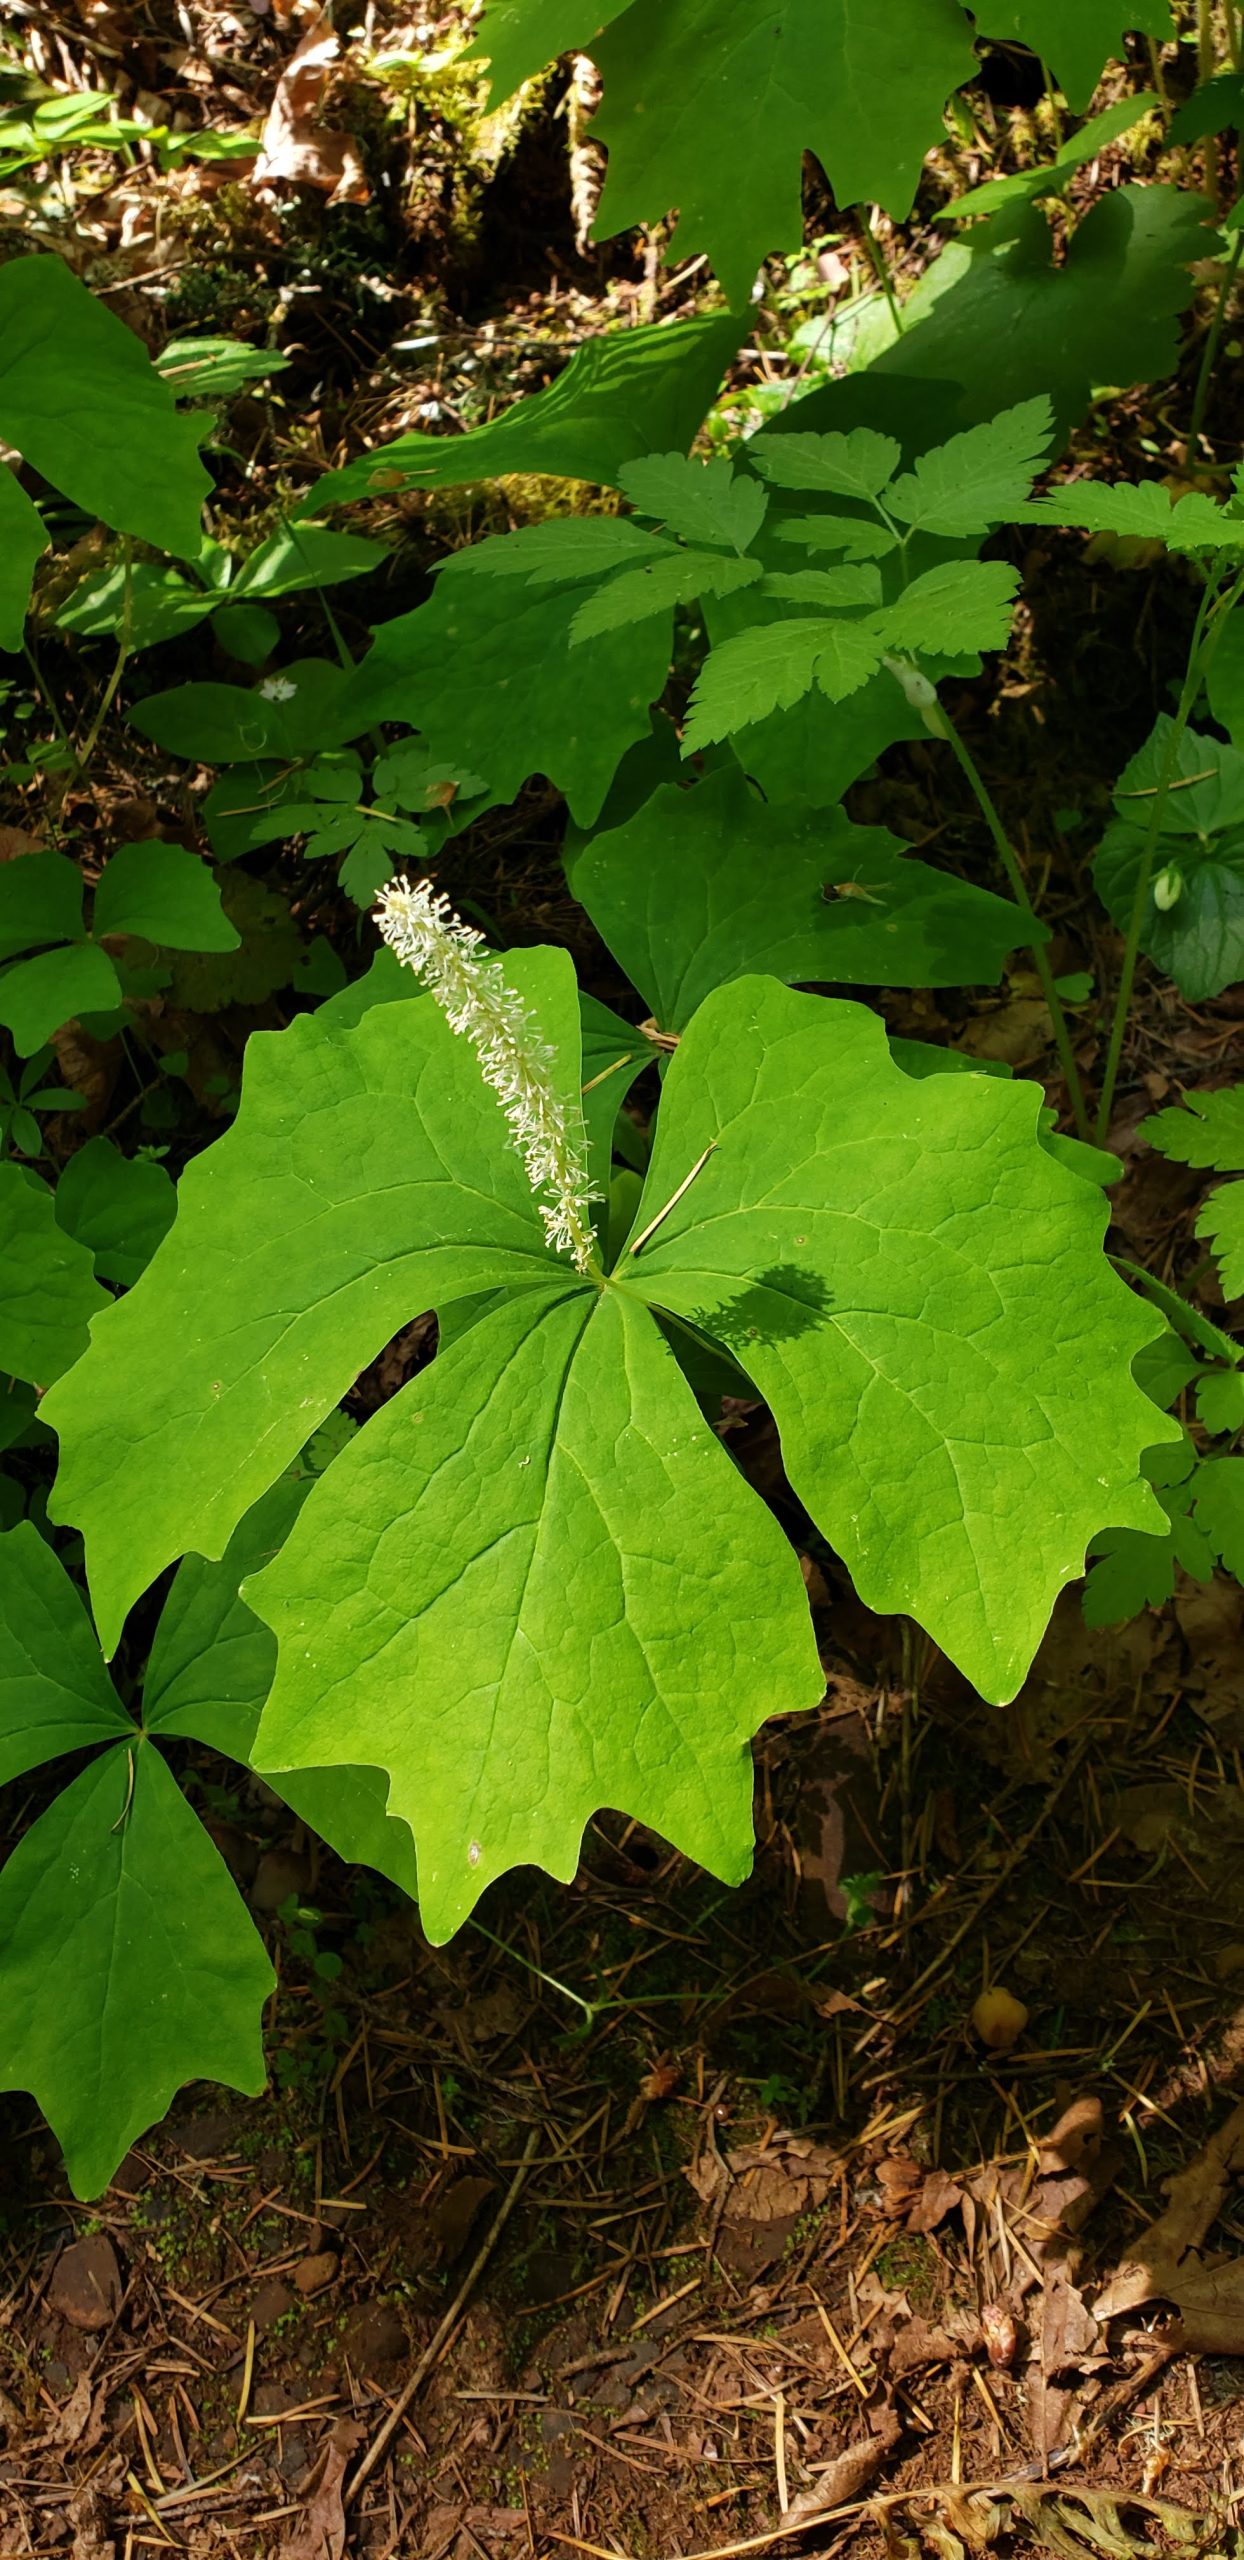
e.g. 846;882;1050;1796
253;10;369;203
1093;2096;1244;2349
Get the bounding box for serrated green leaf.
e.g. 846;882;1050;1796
619;453;768;552
1145;1085;1244;1174
1022;480;1240;551
0;256;209;558
0;1523;130;1784
306;312;745;508
53;1138;177;1287
1095;722;1244;1003
0;1741;272;2196
0;943;123;1057
623;976;1172;1702
454;518;669;584
0;464;49;653
571;548;761;641
759;567;883;609
750;427;901;503
571;767;1030;1023
249;1284;822;1941
881;558;1020;657
985;5;1169;111
93;843;239;953
1194;1456;1244;1578
773;513;898;560
44;951;586;1652
0;1166;109;1387
885;396;1053;536
0;852;83;965
682;615;885;750
345;562;673;826
1197;1369;1244;1434
1170;68;1244;144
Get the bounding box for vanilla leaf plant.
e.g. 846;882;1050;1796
46;900;1172;1948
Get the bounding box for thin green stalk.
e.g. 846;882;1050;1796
1039;62;1064;150
1093;567;1244;1143
860;208;904;334
1189;219;1244;456
1146;34;1171;113
74;537;133;776
1228;0;1242;69
927;705;1093;1144
1201;0;1222;197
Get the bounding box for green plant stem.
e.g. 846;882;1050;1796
1039;63;1063;149
1146;34;1171;112
1093;567;1244;1143
1228;1;1243;69
860;208;904;334
74;537;133;775
1201;0;1222;197
928;705;1092;1144
1189;219;1244;456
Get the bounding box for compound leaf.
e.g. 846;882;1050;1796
885;395;1053;536
1194;1457;1244;1578
619;452;768;551
93;842;240;953
249;1283;822;1941
683;616;884;750
1146;1084;1244;1299
0;1523;130;1786
750;427;902;502
881;557;1020;657
623;976;1172;1702
45;951;588;1653
572;549;761;641
0;256;210;559
0;1165;109;1387
570;767;1031;1024
0;1741;272;2197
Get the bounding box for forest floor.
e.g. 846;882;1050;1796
4;1;1244;2554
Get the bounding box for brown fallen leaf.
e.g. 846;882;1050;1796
906;2167;965;2234
686;2133;840;2224
253;9;369;203
783;2405;901;2523
38;2372;107;2453
279;2417;364;2560
1093;2096;1244;2350
889;2316;967;2377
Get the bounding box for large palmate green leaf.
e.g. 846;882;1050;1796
569;767;1030;1021
0;1522;129;1785
0;1741;272;2197
344;555;672;825
44;953;586;1652
308;312;745;509
249;1286;818;1938
0;257;209;632
804;186;1205;442
0;1166;109;1387
1095;721;1244;1002
145;1479;422;1899
470;1;1172;304
623;978;1171;1700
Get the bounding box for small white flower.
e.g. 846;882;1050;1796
375;876;598;1273
259;675;298;702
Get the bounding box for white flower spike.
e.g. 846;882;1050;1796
375;876;598;1273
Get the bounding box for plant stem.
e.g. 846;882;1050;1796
1093;567;1244;1143
74;537;133;776
1040;62;1064;149
860;208;904;334
1189;218;1244;456
1201;0;1222;197
1146;34;1171;113
1228;0;1243;69
927;705;1093;1143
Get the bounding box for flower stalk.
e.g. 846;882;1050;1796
375;876;598;1272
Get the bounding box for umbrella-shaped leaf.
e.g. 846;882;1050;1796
0;1165;109;1386
93;843;240;953
0;1523;130;1785
0;1741;272;2197
569;767;1031;1023
44;950;587;1652
249;1283;822;1941
622;976;1173;1702
0;852;83;965
0;943;123;1057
